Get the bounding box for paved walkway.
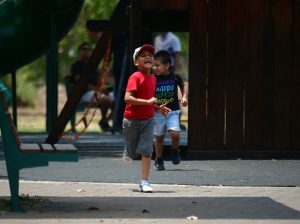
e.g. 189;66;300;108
0;133;300;223
0;181;300;223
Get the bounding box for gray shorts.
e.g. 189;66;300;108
122;118;154;158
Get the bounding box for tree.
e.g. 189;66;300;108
12;0;118;106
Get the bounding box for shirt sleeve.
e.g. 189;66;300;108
154;36;162;52
175;74;184;89
126;73;139;92
171;34;181;53
71;61;84;76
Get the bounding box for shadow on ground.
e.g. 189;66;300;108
2;196;300;219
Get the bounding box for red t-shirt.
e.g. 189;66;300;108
124;71;156;120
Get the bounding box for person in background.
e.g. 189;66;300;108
87;30;128;132
154;32;182;73
70;42;114;132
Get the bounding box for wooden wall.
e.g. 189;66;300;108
142;0;188;9
189;0;300;151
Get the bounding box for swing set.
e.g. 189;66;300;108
60;36;114;141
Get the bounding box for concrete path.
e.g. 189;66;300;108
0;180;300;223
1;151;300;186
0;133;300;223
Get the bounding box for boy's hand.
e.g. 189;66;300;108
146;97;158;105
181;96;188;107
159;104;171;116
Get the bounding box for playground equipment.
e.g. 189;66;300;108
0;0;84;211
62;37;114;140
0;0;84;75
0;91;78;212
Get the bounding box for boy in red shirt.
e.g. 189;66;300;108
123;44;170;192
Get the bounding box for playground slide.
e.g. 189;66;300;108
0;0;84;75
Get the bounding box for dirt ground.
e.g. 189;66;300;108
16;83;188;132
16;84;102;132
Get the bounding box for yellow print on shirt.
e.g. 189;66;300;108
158;98;174;105
155;91;175;99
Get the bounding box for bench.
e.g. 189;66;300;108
0;91;78;212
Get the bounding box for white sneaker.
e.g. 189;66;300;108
140;180;153;193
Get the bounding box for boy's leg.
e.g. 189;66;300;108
169;130;180;149
154;112;167;170
99;94;112;131
138;119;155;192
122;119;139;159
140;155;153;192
141;155;151;180
155;135;165;158
154;135;166;170
166;110;181;165
169;130;181;165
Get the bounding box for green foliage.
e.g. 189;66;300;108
175;32;189;59
14;0;189;105
0;194;49;211
16;0;119;105
59;0;119;80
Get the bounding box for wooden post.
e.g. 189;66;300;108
46;32;111;143
293;0;300;149
129;0;142;73
188;0;208;150
244;0;264;150
46;7;59;132
272;0;293;150
225;0;247;150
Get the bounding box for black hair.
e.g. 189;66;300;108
154;50;172;65
78;42;90;51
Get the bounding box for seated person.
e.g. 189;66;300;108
97;67;115;131
70;42;114;132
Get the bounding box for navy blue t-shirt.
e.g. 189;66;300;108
154;73;184;111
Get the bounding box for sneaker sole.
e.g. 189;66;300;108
141;189;153;193
155;167;166;171
139;186;153;193
154;161;165;171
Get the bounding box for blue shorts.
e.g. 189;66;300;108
122;118;155;158
154;110;181;136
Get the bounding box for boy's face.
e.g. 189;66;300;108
153;59;170;75
134;50;154;71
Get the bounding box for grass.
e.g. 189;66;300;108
17;108;103;133
0;194;50;211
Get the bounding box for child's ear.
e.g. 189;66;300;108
134;59;139;66
167;63;170;69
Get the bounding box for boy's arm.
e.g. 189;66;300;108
176;75;188;107
180;84;188;107
155;104;171;116
124;91;157;105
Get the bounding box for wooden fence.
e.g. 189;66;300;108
189;0;300;152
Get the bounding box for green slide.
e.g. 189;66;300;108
0;0;84;75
